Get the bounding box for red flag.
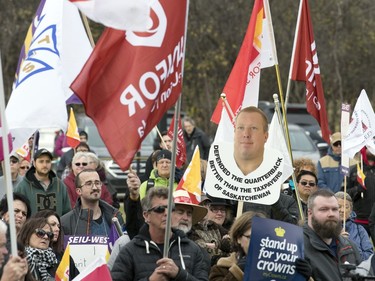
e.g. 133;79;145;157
71;0;188;171
0;119;13;162
290;0;330;143
211;0;276;124
168;115;186;168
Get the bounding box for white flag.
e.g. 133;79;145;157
69;0;150;31
6;0;92;151
342;89;375;159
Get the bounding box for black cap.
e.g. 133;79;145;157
156;149;172;163
206;194;230;207
34;148;53;161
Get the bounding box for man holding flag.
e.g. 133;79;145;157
111;187;208;281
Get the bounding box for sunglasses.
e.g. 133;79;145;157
147;205;169;214
35;229;54;240
74;162;88;167
333;141;341;147
299;181;316;187
20;166;30;170
10;159;19;164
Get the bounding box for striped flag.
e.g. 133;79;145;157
211;0;277;128
55;244;70;281
177;146;201;204
66;108;80;148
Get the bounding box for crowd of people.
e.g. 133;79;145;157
0;107;374;281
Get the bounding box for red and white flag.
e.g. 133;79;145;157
290;0;330;143
0;119;13;162
71;0;188;171
72;257;111;281
211;0;276;128
168;114;186;168
69;0;150;31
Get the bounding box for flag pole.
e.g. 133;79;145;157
163;0;190;258
0;51;18;256
273;94;304;221
155;127;167;151
285;0;303;108
80;13;95;47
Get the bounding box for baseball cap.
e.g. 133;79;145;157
156;149;172;163
34;149;53;161
330;132;341;144
173;189;207;225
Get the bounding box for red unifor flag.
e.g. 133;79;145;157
168;114;186;168
290;0;330;143
71;0;188;171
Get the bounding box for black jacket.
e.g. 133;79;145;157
303;224;362;281
111;224;209;281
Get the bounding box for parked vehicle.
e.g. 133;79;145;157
258;100;329;156
76;115;157;196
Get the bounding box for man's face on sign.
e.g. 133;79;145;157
234;111;268;162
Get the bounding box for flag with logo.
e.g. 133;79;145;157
55;244;70;281
177;146;201;204
66;108;80;148
71;0;188;171
211;0;276;129
168;114;186;168
290;0;330;143
69;0;150;31
72;257;111;281
6;0;92;152
342;90;375;159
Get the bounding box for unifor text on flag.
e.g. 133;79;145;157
71;0;188;171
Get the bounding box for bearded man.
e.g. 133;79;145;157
303;189;362;281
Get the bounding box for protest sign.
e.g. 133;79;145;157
205;143;284;204
244;217;304;281
64;235;110;272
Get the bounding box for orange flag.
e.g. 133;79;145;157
66;108;80;148
177;146;201;204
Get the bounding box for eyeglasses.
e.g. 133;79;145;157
210;207;226;214
333;141;341;147
75;162;88;167
242;234;251;240
147;205;169;214
35;229;53;240
10;159;19;164
20;166;30;170
80;180;102;189
299;181;316;187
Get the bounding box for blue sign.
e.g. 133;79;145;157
244;217;305;281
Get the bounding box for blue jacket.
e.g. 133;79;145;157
317;147;343;192
345;214;374;261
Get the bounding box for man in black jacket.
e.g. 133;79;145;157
111;187;208;281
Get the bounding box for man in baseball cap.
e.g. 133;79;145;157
15;148;71;216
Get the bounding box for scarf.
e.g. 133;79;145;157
25;246;58;281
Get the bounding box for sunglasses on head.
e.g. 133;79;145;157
299;181;316;187
147;205;169;214
333;141;341;147
74;162;88;167
35;229;53;240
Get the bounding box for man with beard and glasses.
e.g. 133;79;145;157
61;169;124;236
15;148;71;216
303;189;362;281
